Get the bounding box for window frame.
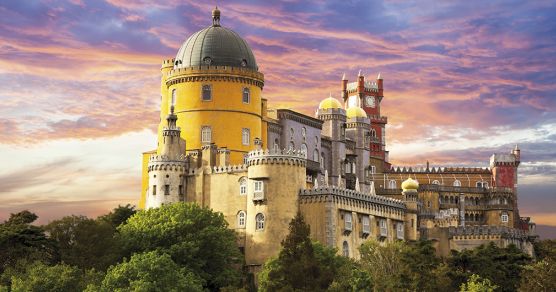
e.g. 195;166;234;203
501;213;509;223
242;87;250;104
237;211;246;228
242;128;250;146
254;180;264;193
362;216;370;234
239;177;247;196
255;213;265;231
344;212;353;231
201;84;212;101
201;126;212;143
342;241;349;257
388;179;397;189
453;180;462;187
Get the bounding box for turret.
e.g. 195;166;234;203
401;177;420;240
160;106;185;156
316;95;347;186
377;72;383;96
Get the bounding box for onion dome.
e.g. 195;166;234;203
174;7;258;70
318;95;343;110
346;106;367;118
401;177;419;191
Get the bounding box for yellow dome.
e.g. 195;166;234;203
318;96;343;110
401;177;419;191
346;106;367;118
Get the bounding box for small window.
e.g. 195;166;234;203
237;211;246;228
501;213;509;223
242;128;250;146
164;184;170;195
152;185;156;196
202;84;212;101
239;177;247;195
370;128;377;138
344;212;352;231
313;149;319;162
255;213;265;230
243;154;249;165
370;165;376;174
301;144;308;158
201;126;212;143
179;185;183;196
242;87;250;103
254;181;264;193
432;180;440;185
342;241;349;257
290;128;294;139
379;219;388;236
321;153;325;167
388;179;397;189
289;141;295;151
301;127;306;137
397;223;404;239
453;180;461;187
362;216;370;234
273;139;280;152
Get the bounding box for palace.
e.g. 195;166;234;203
139;8;536;273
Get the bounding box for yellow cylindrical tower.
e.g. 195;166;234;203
157;8;265;164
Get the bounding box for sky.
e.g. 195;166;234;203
0;0;555;236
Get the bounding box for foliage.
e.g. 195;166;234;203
533;239;556;261
45;215;122;271
447;242;530;292
460;274;498;292
10;262;102;292
518;258;556;292
98;204;137;229
0;211;58;275
118;202;241;290
89;251;203;292
400;240;442;291
359;239;407;291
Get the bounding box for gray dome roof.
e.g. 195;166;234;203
174;9;257;70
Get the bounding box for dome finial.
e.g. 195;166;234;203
212;6;221;27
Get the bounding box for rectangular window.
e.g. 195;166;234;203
379;219;388;237
397;223;404;239
242;87;250;103
254;181;263;192
501;214;509;223
164;184;170;196
201;126;212;143
202;84;212;101
179;185;183;195
344;213;352;231
152;185;156;196
362;216;370;234
242;128;250;145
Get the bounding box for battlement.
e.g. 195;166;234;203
448;226;529;240
368;114;387;124
246;148;306;167
161;58;175;68
165;65;265;86
299;186;405;209
389;166;491;174
149;154;188;162
212;164;248;174
490;153;519;167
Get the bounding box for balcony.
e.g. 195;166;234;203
253;191;265;201
376;188;402;195
420;184;488;194
306;159;321;173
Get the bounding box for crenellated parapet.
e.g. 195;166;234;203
246;148;306;167
448;226;529;240
299;186;405;209
389;166;491;174
212;164;248;174
165;66;265;88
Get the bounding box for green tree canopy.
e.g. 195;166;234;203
518;258;556;292
98;204;137;229
10;262;102;292
91;251;202;292
0;211;57;275
460;274;498;292
118;203;241;290
45;215;122;271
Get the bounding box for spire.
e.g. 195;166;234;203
358;69;362;77
342;72;347;80
514;144;519;151
377;72;382;80
166;105;178;129
355;177;360;192
212;6;221;27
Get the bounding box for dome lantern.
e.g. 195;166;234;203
212;6;221;27
401;177;419;191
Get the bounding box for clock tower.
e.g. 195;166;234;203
341;72;390;172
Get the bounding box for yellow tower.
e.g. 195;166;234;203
159;7;265;164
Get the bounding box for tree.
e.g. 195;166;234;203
518;258;556;292
45;215;122;271
400;240;442;291
89;251;202;292
259;213;352;291
118;203;241;290
0;211;58;275
460;274;498;292
98;204;137;229
533;239;556;261
359;240;407;291
448;242;530;292
10;262;102;292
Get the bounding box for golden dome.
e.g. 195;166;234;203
346;106;367;118
401;177;419;191
318;96;343;110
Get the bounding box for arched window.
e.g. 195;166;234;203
301;143;308;158
432;180;440;185
313;149;319;162
242;128;250;145
201;126;212;143
344;213;352;231
273;138;280;152
202;84;212;101
242;87;250;103
453;180;461;187
237;211;246;228
314;136;319;145
370;128;377;138
301;127;306;138
239;177;247;195
255;213;265;230
342;241;349;257
321;152;325;167
289;141;295;151
290;128;294;139
388;179;397;189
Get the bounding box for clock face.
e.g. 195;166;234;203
366;96;375;108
